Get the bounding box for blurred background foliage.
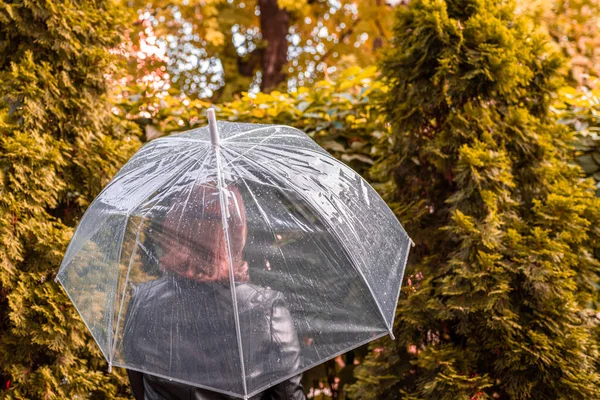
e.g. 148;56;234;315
119;0;395;100
553;82;600;192
521;0;600;192
116;66;387;176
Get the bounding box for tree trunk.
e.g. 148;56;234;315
258;0;289;92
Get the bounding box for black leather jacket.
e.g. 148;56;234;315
122;275;306;400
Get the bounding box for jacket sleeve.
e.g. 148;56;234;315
266;296;306;400
123;287;147;400
122;285;142;364
126;369;145;400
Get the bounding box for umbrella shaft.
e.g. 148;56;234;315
207;108;220;147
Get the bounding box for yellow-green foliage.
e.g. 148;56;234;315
124;0;395;99
119;66;387;176
517;0;600;86
0;0;141;397
350;0;600;398
553;81;600;192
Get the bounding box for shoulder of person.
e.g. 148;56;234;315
129;275;173;302
236;283;285;307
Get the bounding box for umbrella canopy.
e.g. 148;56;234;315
56;109;413;399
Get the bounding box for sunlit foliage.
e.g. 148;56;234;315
350;0;600;398
518;0;600;87
117;66;386;177
0;0;141;396
122;0;395;99
553;81;600;192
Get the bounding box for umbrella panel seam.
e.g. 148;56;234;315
245;330;390;398
110;217;145;365
55;275;111;363
222;144;393;332
107;211;130;366
389;239;413;332
215;145;249;399
110;146;212;367
110;362;249;399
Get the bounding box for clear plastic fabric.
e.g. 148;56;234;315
56;121;412;399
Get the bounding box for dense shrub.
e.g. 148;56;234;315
350;0;600;398
0;0;141;397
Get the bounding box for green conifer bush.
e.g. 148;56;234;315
0;0;141;397
350;0;600;398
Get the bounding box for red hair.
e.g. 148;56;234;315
157;184;248;283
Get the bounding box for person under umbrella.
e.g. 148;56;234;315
55;110;412;398
122;183;306;400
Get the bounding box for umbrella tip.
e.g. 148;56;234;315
207;108;219;146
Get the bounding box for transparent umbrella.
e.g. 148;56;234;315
56;109;413;399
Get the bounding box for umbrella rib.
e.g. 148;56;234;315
109;216;146;368
227;141;331;161
219;127;284;167
96;144;204;214
107;211;130;369
152;135;210;144
231;144;408;278
129;147;212;216
214;146;249;399
108;146;212;368
56;144;200;271
230;167;317;363
222;125;286;142
222;147;393;334
261;144;411;245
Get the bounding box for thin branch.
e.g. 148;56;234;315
322;17;362;64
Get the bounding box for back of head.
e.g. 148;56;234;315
157;183;248;283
